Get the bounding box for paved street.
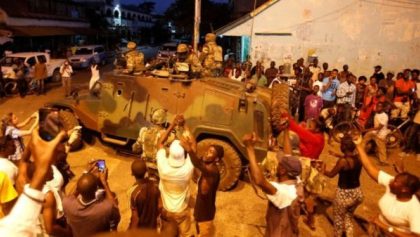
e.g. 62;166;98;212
1;66;419;236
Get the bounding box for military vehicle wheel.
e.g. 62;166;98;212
270;83;289;133
196;139;242;191
59;110;83;151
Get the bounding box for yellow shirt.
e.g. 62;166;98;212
0;171;18;218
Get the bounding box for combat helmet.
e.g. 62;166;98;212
205;33;216;43
127;41;137;50
151;108;167;125
177;44;189;54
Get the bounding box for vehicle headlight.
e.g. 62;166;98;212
80;58;87;62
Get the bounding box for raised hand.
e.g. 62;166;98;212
243;132;257;147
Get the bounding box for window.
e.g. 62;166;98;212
27;57;36;67
106;9;112;17
122;11;126;19
75;48;93;55
37;55;47;63
114;10;119;18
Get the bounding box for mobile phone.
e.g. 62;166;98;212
39;108;62;141
96;160;106;172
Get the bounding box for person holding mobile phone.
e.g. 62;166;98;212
62;166;120;237
60;60;73;98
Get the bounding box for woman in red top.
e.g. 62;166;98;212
364;76;378;108
288;115;325;160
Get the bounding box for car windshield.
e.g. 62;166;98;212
161;46;176;51
0;56;26;67
75;48;93;55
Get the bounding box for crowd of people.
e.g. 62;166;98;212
224;57;420;161
0;54;420;237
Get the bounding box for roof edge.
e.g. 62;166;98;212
215;0;280;35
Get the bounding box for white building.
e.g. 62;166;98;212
217;0;420;76
76;0;154;36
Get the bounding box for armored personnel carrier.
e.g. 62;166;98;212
48;72;289;191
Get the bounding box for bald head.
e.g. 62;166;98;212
77;173;98;199
131;160;147;180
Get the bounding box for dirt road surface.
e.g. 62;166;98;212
1;67;418;236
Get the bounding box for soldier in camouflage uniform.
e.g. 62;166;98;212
132;109;167;177
123;41;145;74
200;33;223;77
174;43;202;78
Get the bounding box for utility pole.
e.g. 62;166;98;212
193;0;201;53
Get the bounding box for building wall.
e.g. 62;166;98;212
224;0;420;76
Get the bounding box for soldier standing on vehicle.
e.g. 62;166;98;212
175;44;202;78
33;57;48;95
124;41;145;74
200;33;223;77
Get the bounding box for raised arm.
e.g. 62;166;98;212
16;112;37;129
98;168;118;207
158;115;182;147
288;115;319;143
322;159;345;178
243;133;277;195
283;129;292;155
354;136;379;182
322;78;331;92
180;135;210;173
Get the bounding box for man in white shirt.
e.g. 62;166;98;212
362;102;389;165
309;58;321;82
157;140;195;237
355;136;420;236
336;74;356;121
377;171;420;234
243;129;303;237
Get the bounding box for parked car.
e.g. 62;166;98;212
137;45;158;62
68;45;107;68
0;52;65;82
157;42;178;60
116;44;158;63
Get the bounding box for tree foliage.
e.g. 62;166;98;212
164;0;230;39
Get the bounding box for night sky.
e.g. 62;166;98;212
121;0;228;14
